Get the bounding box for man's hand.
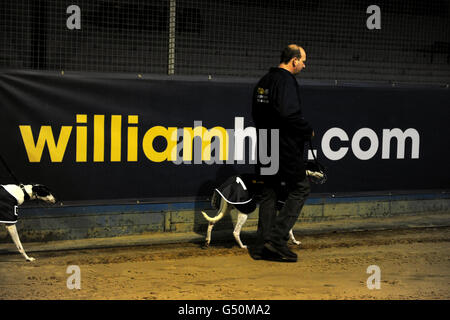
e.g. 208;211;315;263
311;130;315;139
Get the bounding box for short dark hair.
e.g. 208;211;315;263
280;45;301;64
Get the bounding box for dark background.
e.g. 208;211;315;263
0;1;449;203
1;0;449;83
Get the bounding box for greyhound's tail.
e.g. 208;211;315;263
201;210;225;223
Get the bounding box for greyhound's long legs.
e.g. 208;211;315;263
205;198;230;247
289;229;301;245
5;224;35;261
205;222;213;246
233;212;248;249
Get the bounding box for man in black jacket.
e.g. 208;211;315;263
251;44;314;262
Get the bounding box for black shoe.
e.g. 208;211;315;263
249;247;290;262
249;250;264;260
248;246;265;260
262;249;296;263
264;242;297;261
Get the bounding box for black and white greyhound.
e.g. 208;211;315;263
202;191;301;249
201;164;326;249
0;184;56;261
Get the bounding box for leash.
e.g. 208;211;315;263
0;154;30;200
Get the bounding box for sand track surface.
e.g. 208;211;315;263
0;227;449;300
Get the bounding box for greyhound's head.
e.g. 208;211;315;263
31;184;56;204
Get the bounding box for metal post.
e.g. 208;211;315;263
168;0;176;75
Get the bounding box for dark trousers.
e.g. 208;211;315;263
255;176;310;250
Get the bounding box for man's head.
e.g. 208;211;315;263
279;44;306;74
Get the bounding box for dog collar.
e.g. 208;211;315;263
19;184;31;201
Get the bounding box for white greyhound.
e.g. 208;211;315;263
1;184;56;261
201;168;325;249
201;196;300;249
200;174;302;249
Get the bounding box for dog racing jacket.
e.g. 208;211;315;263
0;186;19;224
211;174;290;214
252;67;313;182
211;174;260;214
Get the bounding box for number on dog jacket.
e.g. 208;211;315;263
0;186;19;224
212;174;261;214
